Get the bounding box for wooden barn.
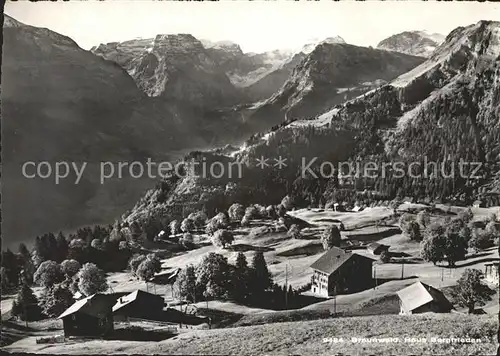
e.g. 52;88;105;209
396;281;454;315
112;290;165;321
58;294;115;338
310;247;374;297
484;262;499;286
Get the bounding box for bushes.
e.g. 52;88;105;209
211;229;234;249
136;254;162;282
399;214;422;241
169;220;181;235
206;213;230;235
228;203;245;221
468;229;494;252
181;218;195;233
379;250;391;263
60;259;81;278
287;224;302;239
180;233;195;250
40;284;73;318
34;261;63;289
321;225;341;250
187;211;208;228
128;254;147;276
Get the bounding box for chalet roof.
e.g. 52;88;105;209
149;268;180;283
112;290;164;313
310;247;373;275
58;294;113;319
396;281;453;312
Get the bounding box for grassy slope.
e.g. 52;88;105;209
3;314;497;355
108;206;498;316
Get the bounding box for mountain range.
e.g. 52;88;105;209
123;20;500;231
3;12;499;247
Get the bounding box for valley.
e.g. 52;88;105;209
2;4;500;355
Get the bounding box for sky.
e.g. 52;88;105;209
5;1;500;53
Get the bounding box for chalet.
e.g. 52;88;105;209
58;294;115;338
396;281;454;315
367;242;390;255
310;247;374;297
473;200;484;208
112;290;165;321
484;262;499;286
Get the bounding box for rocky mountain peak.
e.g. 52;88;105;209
377;30;445;58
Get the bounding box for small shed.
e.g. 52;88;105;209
149;268;181;285
113;290;165;321
484;262;499;286
58;294;115;338
367;242;390;255
396;281;454;315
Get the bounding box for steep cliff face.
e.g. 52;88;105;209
2;16;206;246
92;35;241;109
247;43;425;131
243;52;307;101
316;20;500;203
203;40;297;95
377;31;445;58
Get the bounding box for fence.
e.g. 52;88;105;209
35;335;65;344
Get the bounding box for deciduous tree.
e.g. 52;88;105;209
228;203;245;221
77;263;108;296
34;261;63;289
451;269;494;313
211;229;234;249
60;259;81;278
321;225;341;250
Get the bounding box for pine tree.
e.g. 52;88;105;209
55;232;69;262
173;265;197;302
233;252;249;301
11;282;42;321
249;252;272;296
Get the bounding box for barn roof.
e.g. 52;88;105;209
310;247;373;275
396;281;453;312
58;294;113;319
112;290;164;313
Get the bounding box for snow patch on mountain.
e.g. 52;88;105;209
299;36;346;54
